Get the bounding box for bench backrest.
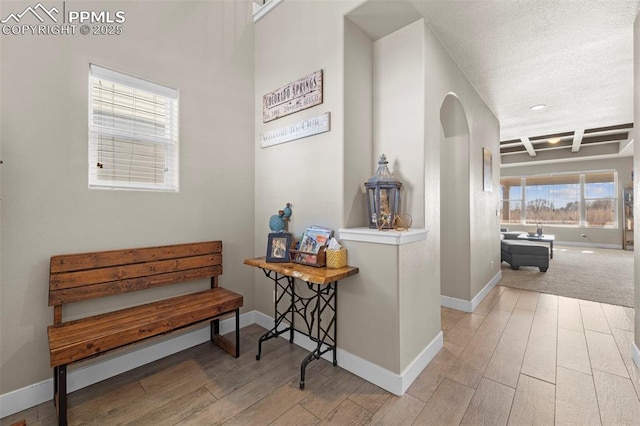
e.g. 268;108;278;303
49;241;223;324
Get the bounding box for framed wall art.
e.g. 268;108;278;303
262;70;323;123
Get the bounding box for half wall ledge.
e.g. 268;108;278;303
338;227;428;245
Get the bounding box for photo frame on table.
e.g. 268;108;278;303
266;232;292;263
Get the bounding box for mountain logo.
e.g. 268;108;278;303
1;3;60;24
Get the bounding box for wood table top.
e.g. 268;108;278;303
244;257;359;285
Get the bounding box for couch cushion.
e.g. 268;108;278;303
502;239;548;256
501;231;526;240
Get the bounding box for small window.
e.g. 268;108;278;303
88;64;179;191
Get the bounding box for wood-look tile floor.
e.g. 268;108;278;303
3;285;640;425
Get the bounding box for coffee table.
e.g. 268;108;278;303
517;234;555;258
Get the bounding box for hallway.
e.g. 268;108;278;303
2;285;639;425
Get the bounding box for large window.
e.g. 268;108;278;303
524;174;579;225
89;64;179;191
500;171;617;228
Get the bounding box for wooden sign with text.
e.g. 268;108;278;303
263;70;323;123
260;112;330;148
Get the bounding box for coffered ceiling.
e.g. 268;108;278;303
350;0;640;167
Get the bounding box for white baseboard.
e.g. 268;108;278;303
398;331;444;394
440;294;473;312
2;309;445;417
555;241;623;250
441;270;502;312
0;312;255;419
253;310;443;396
633;342;640;370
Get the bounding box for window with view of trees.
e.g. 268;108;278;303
525;174;580;225
500;177;522;225
584;172;617;227
500;171;617;228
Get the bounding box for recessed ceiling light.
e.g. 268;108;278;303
548;137;561;144
530;104;547;111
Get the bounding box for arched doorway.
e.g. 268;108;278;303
440;94;471;301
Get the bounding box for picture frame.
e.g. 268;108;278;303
483;147;493;192
266;232;292;263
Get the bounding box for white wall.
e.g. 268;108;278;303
441;132;471;300
0;0;255;396
423;23;501;304
253;0;362;320
373;19;425;228
501;157;633;247
633;11;640;359
344;18;373;228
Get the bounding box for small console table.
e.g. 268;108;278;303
243;257;359;389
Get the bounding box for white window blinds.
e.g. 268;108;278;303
89;64;179;191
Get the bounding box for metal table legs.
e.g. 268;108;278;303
256;269;338;389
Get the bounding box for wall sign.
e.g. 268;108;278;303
260;112;330;148
263;70;323;123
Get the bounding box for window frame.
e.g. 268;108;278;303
500;170;618;229
88;64;179;192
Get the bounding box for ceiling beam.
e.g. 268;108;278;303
572;129;584;152
582;132;629;145
584;123;633;134
620;138;634;155
521;137;536;157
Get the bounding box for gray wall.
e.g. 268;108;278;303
501;157;633;247
0;0;255;395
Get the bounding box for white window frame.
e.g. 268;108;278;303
582;172;618;228
88;64;179;191
500;170;618;229
500;177;524;225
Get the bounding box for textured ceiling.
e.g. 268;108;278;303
349;0;640;165
411;0;640;165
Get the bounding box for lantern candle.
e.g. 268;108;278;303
365;154;402;230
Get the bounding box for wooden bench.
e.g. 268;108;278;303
47;241;243;426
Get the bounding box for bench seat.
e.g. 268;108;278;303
48;287;242;367
47;241;242;426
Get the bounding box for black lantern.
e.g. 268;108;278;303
365;154;402;230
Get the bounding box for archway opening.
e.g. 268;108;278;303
440;94;471;300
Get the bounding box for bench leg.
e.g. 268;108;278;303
53;365;68;426
210;309;240;358
211;318;220;343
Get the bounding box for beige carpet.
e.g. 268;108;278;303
499;245;634;307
